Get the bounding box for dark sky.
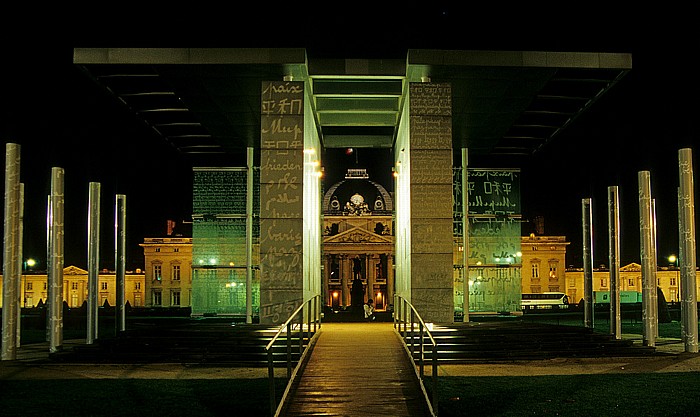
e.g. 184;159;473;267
1;6;698;270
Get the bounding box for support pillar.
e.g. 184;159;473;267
406;82;454;322
259;80;306;325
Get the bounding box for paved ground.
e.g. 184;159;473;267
2;333;700;381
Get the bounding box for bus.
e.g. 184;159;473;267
594;291;643;304
521;292;569;310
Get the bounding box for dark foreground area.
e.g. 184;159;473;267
1;307;699;417
431;373;700;417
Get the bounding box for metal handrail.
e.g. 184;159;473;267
265;295;321;417
393;294;439;417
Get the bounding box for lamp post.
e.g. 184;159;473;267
668;255;679;302
22;258;36;307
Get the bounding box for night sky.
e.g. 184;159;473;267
1;6;697;270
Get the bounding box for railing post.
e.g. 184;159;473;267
268;349;276;417
432;342;439;414
286;322;292;379
410;309;415;358
403;299;407;335
419;321;424;377
299;310;304;357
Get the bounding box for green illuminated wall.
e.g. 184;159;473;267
191;168;260;316
394;82;454;323
454;168;522;313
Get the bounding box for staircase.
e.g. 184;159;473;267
49;318;314;366
401;321;656;363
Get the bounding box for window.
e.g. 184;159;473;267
548;262;558;278
101;282;108;290
27;282;33;290
43;282;47;290
628;278;634;287
172;291;181;306
172;265;181;281
135;282;141;290
174;248;179;253
154;264;162;281
71;282;79;290
670;277;677;286
155;247;161;252
600;278;608;288
153;291;162;306
531;263;540;278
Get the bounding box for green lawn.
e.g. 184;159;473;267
430;373;700;417
0;378;287;417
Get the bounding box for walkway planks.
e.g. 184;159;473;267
283;322;431;417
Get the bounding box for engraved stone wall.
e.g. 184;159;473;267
409;82;454;323
260;81;305;324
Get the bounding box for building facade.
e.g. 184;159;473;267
0;265;145;309
139;237;194;308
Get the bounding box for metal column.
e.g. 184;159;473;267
582;198;594;329
48;167;65;354
678;148;698;352
608;186;621;339
638;171;657;347
115;194;126;333
246;147;254;324
16;183;24;348
87;182;101;343
461;148;470;323
2;143;21;360
651;199;659;338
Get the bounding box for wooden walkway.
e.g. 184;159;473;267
283;322;431;417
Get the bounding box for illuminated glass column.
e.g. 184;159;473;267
191;167;259;316
465;169;522;314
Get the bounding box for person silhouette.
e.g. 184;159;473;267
364;299;375;321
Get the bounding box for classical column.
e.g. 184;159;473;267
340;255;348;308
368;254;378;303
387;254;394;307
322;255;330;307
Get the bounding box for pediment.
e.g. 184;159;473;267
324;226;393;244
620;263;641;272
64;265;88;275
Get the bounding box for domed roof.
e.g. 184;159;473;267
323;169;392;215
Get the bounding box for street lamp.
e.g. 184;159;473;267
668;255;679;302
22;258;36;307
